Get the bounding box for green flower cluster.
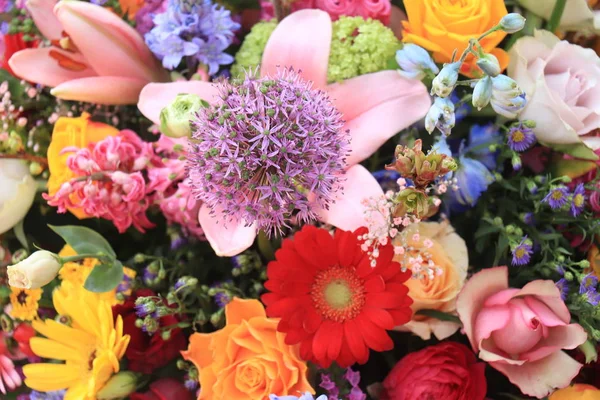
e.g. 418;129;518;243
231;17;400;82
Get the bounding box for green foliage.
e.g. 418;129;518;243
49;224;116;258
84;260;125;293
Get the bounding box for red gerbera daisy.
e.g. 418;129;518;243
261;225;413;368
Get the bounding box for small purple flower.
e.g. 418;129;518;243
143;267;158;284
542;186;570;210
522;212;535;226
344;368;366;400
29;391;66;400
134;298;156;317
184;377;199;391
556;278;569;301
319;373;340;400
511;237;532;266
188;68;349;236
579;273;598;294
571;183;586;217
507;124;536;152
116;274;133;294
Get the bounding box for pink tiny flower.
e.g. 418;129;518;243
16;117;27;127
412;233;420;242
394;246;405;255
423;238;434;248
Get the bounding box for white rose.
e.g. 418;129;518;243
7;250;61;289
517;0;600;32
0;159;37;234
508;30;600;151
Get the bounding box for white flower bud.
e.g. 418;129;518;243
0;160;36;235
396;44;439;80
476;53;501;77
160;93;206;138
499;13;526;34
431;62;461;98
7;250;61;289
472;76;493;110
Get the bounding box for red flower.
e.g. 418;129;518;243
130;378;194;400
261;225;412;368
112;289;187;374
12;323;36;358
380;342;487;400
2;33;38;76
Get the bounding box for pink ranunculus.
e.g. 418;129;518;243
456;266;588;399
9;0;168;104
137;9;430;257
508;30;600;151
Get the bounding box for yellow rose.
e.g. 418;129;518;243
182;298;314;400
47;113;118;219
393;221;468;340
402;0;509;77
550;384;600;400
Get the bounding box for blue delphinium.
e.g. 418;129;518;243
29;391;66;400
434;123;501;212
145;0;239;74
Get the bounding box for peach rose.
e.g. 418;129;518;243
182;298;314;400
47;112;118;218
393;221;468;340
549;384;600;400
456;267;588;399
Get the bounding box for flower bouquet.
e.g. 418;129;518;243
2;0;600;398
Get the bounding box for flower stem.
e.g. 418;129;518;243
546;0;567;32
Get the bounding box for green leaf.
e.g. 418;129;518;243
549;142;599;161
84;260;124;293
493;234;509;266
415;309;462;324
13;220;29;251
49;225;116;258
474;224;500;240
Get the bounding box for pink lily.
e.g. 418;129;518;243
0;338;21;395
9;0;168;104
138;9;431;256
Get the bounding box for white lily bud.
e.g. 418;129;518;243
7;250;61;289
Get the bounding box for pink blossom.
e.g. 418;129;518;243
0;339;21;394
260;0;391;25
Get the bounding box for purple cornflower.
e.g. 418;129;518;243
116;274;133;294
28;391;66;400
188;68;349;236
556;278;569;301
511;237;532;266
145;0;239;73
134;298;156;317
507;124;536;152
542;186;570;210
344;368;367;400
319;373;340;400
571;183;586;217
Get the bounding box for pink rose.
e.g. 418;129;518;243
456;267;588;399
508;30;600;152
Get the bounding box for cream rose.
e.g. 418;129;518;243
393;221;468;340
517;0;600;32
508;30;600;152
7;251;61;289
0;159;37;235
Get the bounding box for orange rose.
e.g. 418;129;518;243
402;0;509;77
47;113;118;219
588;245;600;277
119;0;145;19
549;384;600;400
394;221;468;340
182;298;314;400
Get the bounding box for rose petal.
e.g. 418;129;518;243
51;76;148;105
520;324;588;362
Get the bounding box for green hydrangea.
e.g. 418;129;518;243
327;16;401;82
231;17;399;82
231;21;278;78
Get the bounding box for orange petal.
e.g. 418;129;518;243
225;298;267;325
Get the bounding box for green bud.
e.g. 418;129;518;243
195;310;208;325
177;359;189;370
505;225;515;234
476;54;501;77
557;255;565;263
564;271;574;281
493;217;503;226
522;120;536;129
157;269;167;280
579;260;591;269
133;254;145;263
160;93;205;138
562;176;572;183
514;227;523;237
135;318;144;328
97;371;139;399
579;340;598;363
161;330;172;341
29;162;43;176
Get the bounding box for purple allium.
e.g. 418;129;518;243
145;0;239;73
571;183;586;217
507;124;536;152
189;68;349;236
511;237;532;266
556;278;569;301
542;186;570;210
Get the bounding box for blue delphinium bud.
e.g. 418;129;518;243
476;53;501;77
472;76;492;110
396;43;439;80
431;61;461;97
490;74;527;119
499;13;526;34
425;96;455;135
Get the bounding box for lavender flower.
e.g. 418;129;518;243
522;212;535;226
116;274;133;294
556;278;569;301
511;236;532;266
319;373;340;400
580;274;600;305
344;368;367;400
135;0;167;35
28;391;66;400
184;377;199;391
270;394;327;400
134;297;156;317
188;69;349;235
507;124;536;152
543;186;570;210
145;0;239;73
571;183;586;217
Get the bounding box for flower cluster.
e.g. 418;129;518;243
145;0;239;73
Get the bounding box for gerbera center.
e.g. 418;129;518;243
511;130;525;143
311;266;365;323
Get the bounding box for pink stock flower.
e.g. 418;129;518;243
9;0;168;104
260;0;392;25
43;130;157;233
0;338;22;395
138;9;430;256
456;266;588;399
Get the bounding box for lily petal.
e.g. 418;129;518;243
316;164;383;231
198;204;257;257
261;9;331;88
138;81;220;124
51;76;148;105
337;73;431;166
9;48;96;87
54;0;166;82
26;0;63;40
